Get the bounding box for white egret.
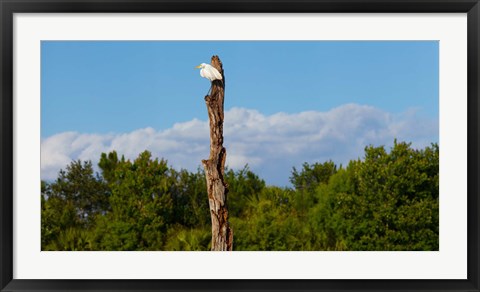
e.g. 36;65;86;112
195;63;223;81
195;63;223;96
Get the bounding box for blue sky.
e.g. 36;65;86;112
41;41;439;186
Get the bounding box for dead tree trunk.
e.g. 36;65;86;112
201;55;233;251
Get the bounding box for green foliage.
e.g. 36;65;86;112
329;141;439;250
164;225;211;251
232;186;315;251
169;168;210;228
41;141;439;251
94;150;175;250
41;160;108;250
225;165;266;217
291;160;337;191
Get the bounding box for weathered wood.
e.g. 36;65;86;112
201;55;233;251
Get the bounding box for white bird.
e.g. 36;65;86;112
195;63;223;81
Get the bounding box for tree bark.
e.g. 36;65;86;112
202;55;233;251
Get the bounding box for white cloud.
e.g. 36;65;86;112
41;103;438;186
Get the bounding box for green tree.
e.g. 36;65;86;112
50;160;110;225
290;160;337;191
41;160;109;250
329;141;439;250
41;140;439;252
164;225;211;251
232;186;320;251
225;165;266;217
169;168;210;228
93;150;174;250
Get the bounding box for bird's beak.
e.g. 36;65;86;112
195;65;202;69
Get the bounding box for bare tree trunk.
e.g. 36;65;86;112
201;55;233;251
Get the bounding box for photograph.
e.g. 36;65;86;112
40;40;439;252
2;1;480;290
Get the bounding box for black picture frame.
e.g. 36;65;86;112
1;0;479;291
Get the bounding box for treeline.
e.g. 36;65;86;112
41;140;439;251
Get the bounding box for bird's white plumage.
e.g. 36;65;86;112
196;63;222;81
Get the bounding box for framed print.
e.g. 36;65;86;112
1;0;479;291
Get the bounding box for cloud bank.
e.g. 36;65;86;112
41;104;438;186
